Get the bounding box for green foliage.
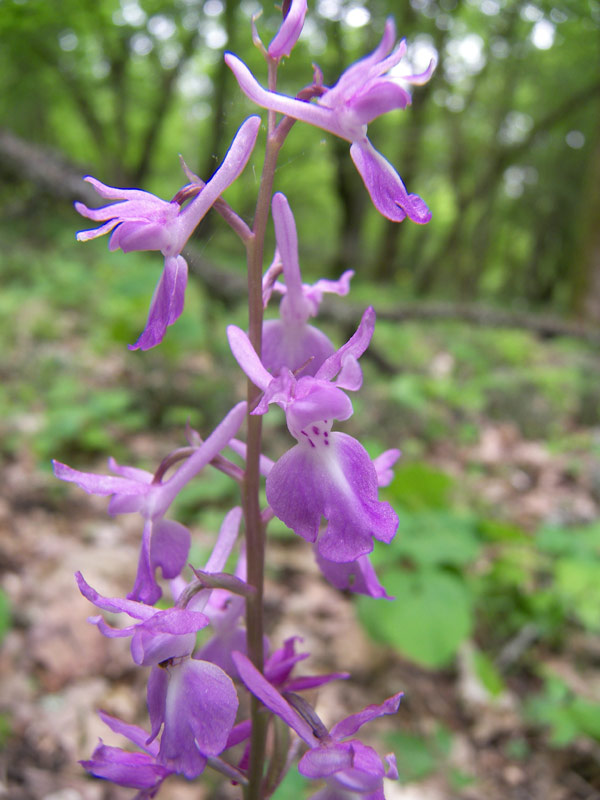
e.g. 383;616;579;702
387;725;453;783
0;589;11;645
270;766;311;799
526;675;600;747
359;568;473;668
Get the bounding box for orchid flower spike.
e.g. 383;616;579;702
262;192;353;376
233;651;401;799
225;18;435;224
75;116;261;349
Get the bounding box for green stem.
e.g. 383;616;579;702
244;57;283;800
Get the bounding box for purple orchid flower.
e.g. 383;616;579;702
75;116;260;349
233;651;400;799
262;192;353;376
227;309;398;562
225;19;434;224
146;656;239;779
54;401;246;604
268;0;307;60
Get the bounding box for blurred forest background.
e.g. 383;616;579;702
1;0;600;799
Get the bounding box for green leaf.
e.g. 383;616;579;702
386;463;454;511
472;649;505;697
358;569;473;668
384;511;481;567
554;558;600;631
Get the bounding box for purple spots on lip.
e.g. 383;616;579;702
312;425;320;435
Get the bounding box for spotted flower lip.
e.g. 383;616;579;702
75;116;261;349
225;18;435;223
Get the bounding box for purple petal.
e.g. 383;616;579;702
82;176;156;201
299;742;353;779
130;608;207;666
76;218;120;241
268;0;307;58
330;741;387;793
147;665;169;744
109;220;173;254
225;719;252;749
129;519;162;605
350;140;431;224
129;254;188;351
348;80;411;125
150;519;190;580
204;506;242;572
286;383;353;433
330;693;403;741
315;307;375;385
158;659;238;776
232;651;318;746
315;551;393;599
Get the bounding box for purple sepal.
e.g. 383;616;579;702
81;744;172;794
262;319;335;377
130;255;188;351
266;432;398;562
52;459;151;500
315;551;393;599
81;712;171;797
232;651;318;747
350;141;431;224
97;710;159;755
372;449;401;487
268;0;307;58
330;693;403;740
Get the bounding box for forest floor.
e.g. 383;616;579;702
1;416;600;800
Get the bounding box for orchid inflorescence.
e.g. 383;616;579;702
60;4;434;798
